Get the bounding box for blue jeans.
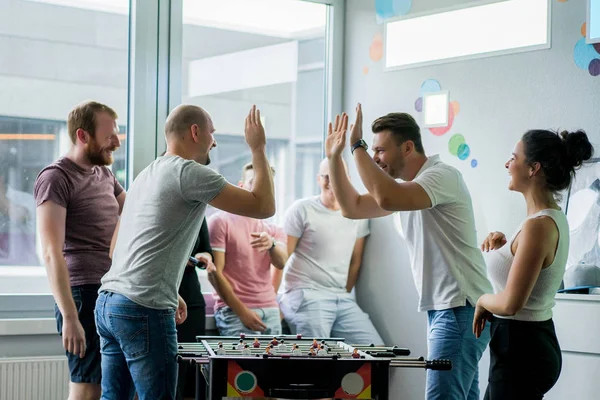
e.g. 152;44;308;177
95;291;178;400
279;289;383;344
214;306;282;336
426;305;490;400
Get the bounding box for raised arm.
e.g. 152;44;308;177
210;106;275;219
349;104;432;211
329;154;391;219
37;201;86;358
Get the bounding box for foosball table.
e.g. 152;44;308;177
177;334;451;400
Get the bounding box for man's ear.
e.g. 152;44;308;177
75;128;90;144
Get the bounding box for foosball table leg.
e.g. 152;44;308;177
195;364;207;400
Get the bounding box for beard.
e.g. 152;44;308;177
205;154;211;165
86;139;116;166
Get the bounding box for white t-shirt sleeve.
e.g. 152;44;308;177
413;166;459;207
179;161;227;204
356;218;370;238
284;201;306;238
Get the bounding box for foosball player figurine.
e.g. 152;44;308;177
318;345;328;356
265;346;272;355
278;339;289;353
311;339;319;349
242;344;252;356
253;338;261;348
292;344;302;356
309;347;316;356
270;337;279;346
352;348;361;359
216;344;226;355
236;339;245;350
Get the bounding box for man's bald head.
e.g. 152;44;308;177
318;157;347;175
165;104;210;138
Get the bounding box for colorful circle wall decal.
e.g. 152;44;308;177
369;33;384;62
415;80;476;166
573;23;600;77
420;79;442;95
414;97;423;112
448;134;466;156
450;101;460;117
457;143;471;160
589;59;600;77
375;0;413;22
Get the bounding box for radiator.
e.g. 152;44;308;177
0;357;69;400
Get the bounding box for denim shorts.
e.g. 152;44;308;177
54;284;102;384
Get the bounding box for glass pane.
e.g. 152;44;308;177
182;0;328;223
0;0;130;267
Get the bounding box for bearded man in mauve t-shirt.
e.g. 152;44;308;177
34;101;125;400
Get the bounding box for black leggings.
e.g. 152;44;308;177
485;317;562;400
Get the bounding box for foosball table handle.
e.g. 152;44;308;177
392;347;411;356
426;359;452;370
389;358;452;370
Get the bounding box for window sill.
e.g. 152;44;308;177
0;315;216;336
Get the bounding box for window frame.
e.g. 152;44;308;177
588;0;600;45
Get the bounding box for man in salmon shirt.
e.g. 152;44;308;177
207;163;288;335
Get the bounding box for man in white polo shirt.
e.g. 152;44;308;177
325;105;492;400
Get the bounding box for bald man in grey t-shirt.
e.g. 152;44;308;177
95;104;276;400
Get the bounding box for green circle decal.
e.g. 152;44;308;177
448;134;466;156
235;371;257;393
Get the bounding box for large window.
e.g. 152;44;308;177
0;0;342;294
0;0;130;268
181;0;329;223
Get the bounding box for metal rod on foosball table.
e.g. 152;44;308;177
390;359;452;370
351;345;411;356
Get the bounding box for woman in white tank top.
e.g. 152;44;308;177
473;129;594;400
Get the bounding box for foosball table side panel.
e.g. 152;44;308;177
207;358;391;399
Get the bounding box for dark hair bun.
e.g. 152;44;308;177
560;130;594;169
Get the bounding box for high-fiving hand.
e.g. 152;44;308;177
349;103;364;146
244;105;266;151
325;113;348;159
325;103;365;159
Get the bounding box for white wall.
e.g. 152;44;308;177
347;0;600;398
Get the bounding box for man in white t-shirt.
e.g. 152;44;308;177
277;158;382;345
325;105;492;400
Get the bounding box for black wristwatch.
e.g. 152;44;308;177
351;139;368;155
